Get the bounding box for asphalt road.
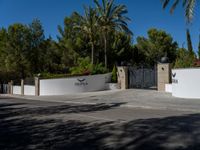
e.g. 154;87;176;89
1;96;200;150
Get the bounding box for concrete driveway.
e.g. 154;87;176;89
1;94;200;150
3;89;200;149
11;89;200;112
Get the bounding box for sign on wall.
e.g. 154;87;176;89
172;72;178;84
74;78;88;86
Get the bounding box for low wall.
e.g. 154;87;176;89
24;85;35;96
172;68;200;99
165;84;172;93
13;85;35;95
40;73;112;96
13;86;21;95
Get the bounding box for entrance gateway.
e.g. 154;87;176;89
128;65;157;89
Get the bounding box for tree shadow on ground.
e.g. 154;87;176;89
0;102;126;117
1;102;200;150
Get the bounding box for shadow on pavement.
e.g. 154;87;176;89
3;102;126;116
0;102;200;150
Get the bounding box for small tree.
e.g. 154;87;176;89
174;48;196;68
111;65;117;83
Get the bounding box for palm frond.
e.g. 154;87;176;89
162;0;171;9
185;0;196;23
170;0;180;13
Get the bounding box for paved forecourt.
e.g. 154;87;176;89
1;94;200;150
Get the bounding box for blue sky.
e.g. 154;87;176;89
0;0;200;52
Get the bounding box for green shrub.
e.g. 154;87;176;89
38;72;70;79
174;48;196;68
111;65;117;83
70;57;108;75
91;63;108;75
70;57;92;75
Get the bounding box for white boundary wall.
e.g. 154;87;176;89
165;84;172;93
172;68;200;99
13;86;21;95
24;85;35;96
13;85;35;95
40;73;112;96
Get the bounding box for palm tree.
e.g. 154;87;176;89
162;0;196;23
94;0;132;68
74;7;98;65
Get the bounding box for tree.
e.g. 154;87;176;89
94;0;132;68
110;32;133;65
75;7;98;64
28;19;45;73
186;28;194;55
57;13;87;68
40;37;62;73
135;28;178;65
174;48;196;68
5;24;31;79
162;0;196;23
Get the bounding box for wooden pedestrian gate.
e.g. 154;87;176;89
128;66;157;89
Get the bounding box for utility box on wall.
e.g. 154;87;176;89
117;66;128;90
157;63;171;91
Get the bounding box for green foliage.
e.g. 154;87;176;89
39;73;70;79
110;32;133;65
0;1;191;82
92;63;108;75
94;0;132;68
162;0;196;23
111;65;117;83
135;28;178;66
70;57;108;75
5;23;31;78
75;6;98;64
174;48;196;68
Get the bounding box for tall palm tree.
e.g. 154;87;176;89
74;7;98;64
162;0;196;23
94;0;132;68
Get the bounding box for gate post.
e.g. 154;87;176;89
157;63;171;91
117;66;128;90
8;82;11;94
9;80;13;95
35;77;40;96
21;79;24;96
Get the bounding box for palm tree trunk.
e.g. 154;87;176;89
91;42;94;65
104;34;107;68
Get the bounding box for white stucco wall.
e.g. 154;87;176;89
172;68;200;99
24;85;35;96
165;84;172;93
13;86;21;95
13;85;35;95
40;73;112;96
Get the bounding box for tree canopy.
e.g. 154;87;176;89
0;0;198;81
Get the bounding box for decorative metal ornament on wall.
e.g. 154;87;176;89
74;78;88;86
172;72;178;84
